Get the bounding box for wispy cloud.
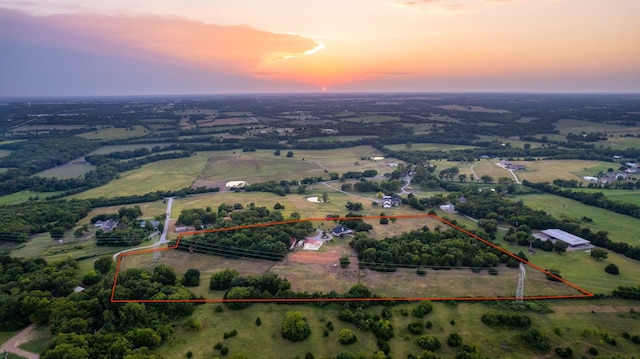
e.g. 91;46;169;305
0;8;322;72
394;0;515;14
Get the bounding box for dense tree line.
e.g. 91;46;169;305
244;180;299;196
353;178;403;193
174;206;313;260
0;137;98;175
350;226;503;272
40;264;197;359
0;199;92;241
0;256;77;329
612;286;640;300
481;313;532;328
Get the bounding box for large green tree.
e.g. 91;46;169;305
282;311;311;342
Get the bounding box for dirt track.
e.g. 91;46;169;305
0;324;40;359
287;250;340;264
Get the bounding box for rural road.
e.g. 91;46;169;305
320;182;377;203
494;162;521;184
0;324;40;359
113;197;173;261
469;165;480;181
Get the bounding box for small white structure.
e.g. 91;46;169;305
303;239;323;251
226;180;249;189
439;204;456;213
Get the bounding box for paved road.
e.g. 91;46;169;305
0;324;40;359
113;197;174;261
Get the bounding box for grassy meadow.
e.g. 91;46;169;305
571;188;640;206
71;146;399;199
77;125;150;140
33;160;95;179
555;118;640;137
514;193;640;246
151;299;640;359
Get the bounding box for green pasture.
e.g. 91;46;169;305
468;160;513;181
608;135;640;148
70;146;400;199
514;193;640;246
555;118;640;137
9;230;131;263
511;159;617;183
304;135;378;142
0;191;65;206
71;153;208;199
33;160;95;179
344;114;400;123
493;238;640;295
570;188;640;206
475;135;546;149
0;149;12;158
154;303;379;359
152;299;640;359
461;159;617;184
385;143;478;152
87;143;177;155
76;125;150;140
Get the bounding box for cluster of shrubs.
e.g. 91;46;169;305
480;313;532;328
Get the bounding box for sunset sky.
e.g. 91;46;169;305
1;0;639;96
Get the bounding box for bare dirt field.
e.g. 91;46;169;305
287;250;340;264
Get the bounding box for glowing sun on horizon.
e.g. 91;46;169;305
322;87;327;92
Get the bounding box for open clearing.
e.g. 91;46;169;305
461;159;618;183
555;118;640;136
77;125;150;140
571;188;640;206
33;159;95;179
515;193;640;246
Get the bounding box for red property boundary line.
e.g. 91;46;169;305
110;214;594;303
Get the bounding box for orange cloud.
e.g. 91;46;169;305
2;9;321;75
